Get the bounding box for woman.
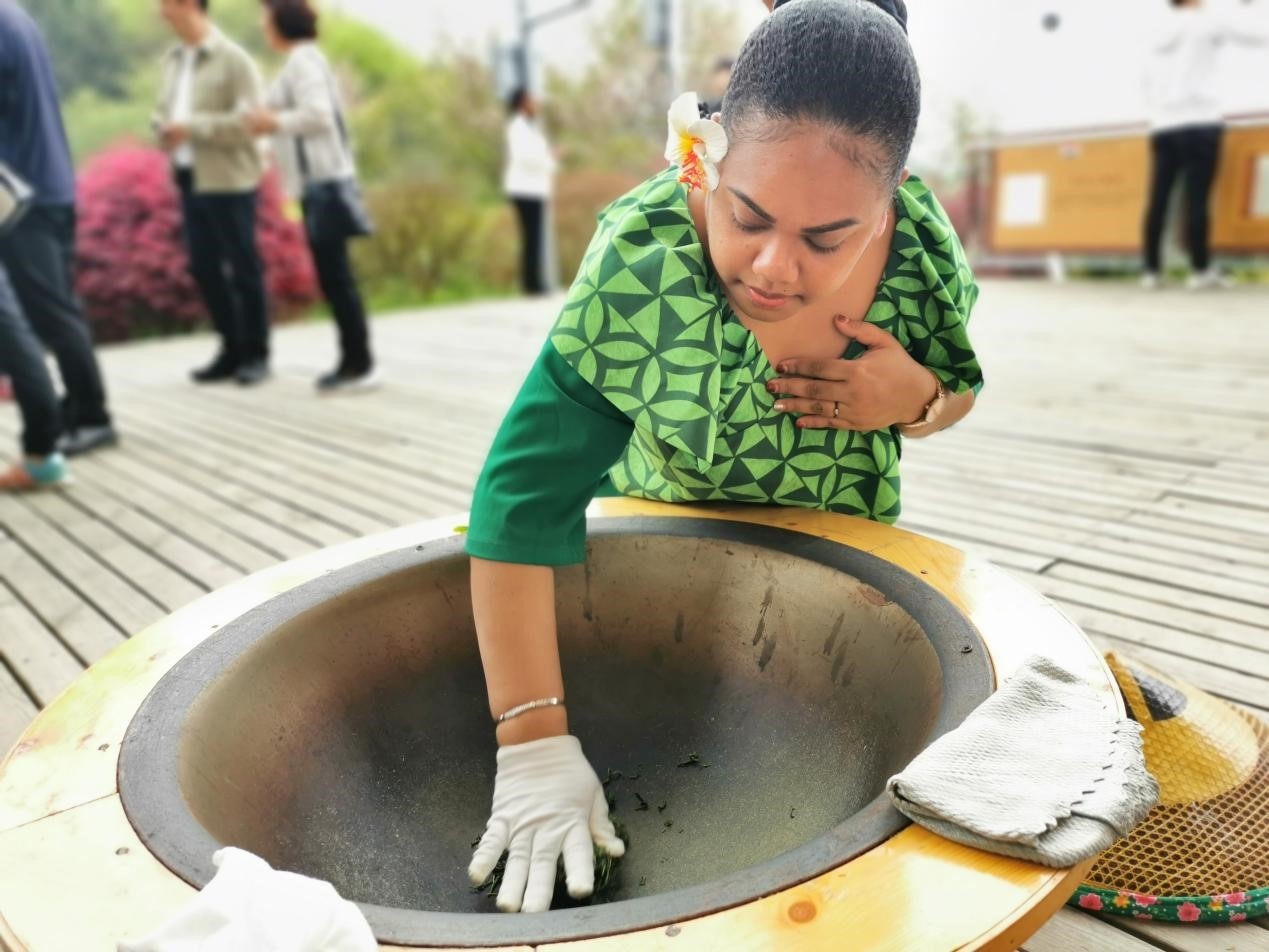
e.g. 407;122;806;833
465;0;981;914
503;88;557;296
245;0;378;392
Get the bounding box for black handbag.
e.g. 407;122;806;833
291;68;373;245
299;176;372;246
0;162;34;237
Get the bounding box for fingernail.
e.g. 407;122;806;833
766;380;778;393
776;361;789;373
774;401;786;412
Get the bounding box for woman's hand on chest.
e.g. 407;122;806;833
766;317;937;432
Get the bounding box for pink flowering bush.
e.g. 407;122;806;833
75;145;318;342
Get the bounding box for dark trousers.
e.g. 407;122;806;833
1143;124;1223;273
0;203;111;435
0;265;62;456
176;169;270;363
308;236;372;373
511;196;547;295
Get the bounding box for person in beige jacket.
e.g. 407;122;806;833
154;0;271;386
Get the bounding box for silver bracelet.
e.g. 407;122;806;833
495;696;564;725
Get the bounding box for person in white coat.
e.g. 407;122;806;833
1141;0;1267;290
503;88;557;296
245;0;377;391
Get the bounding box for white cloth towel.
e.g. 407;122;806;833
117;848;377;952
887;655;1159;868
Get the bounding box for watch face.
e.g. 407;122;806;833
922;382;948;426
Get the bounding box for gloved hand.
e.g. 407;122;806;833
468;735;625;913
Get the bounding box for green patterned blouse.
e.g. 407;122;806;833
467;167;982;566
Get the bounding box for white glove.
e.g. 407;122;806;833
468;735;625;913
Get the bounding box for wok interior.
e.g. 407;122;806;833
177;533;947;912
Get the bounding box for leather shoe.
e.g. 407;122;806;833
191;353;239;383
236;359;271;386
58;424;119;457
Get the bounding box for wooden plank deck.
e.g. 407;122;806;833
1;280;1266;950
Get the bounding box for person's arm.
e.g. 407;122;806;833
466;340;634;735
273;51;337;139
150;53;175;144
465;341;634;911
471;561;568;745
186;48;265;146
0;31;15;125
1219;4;1269;45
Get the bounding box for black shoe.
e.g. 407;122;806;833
316;365;381;393
235;359;271;386
191;353;239;383
58;424;120;458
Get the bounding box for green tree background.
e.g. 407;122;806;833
24;0;746;334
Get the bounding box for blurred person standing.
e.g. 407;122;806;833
1141;0;1268;290
155;0;272;385
0;265;69;490
0;0;118;460
245;0;377;393
503;88;557;297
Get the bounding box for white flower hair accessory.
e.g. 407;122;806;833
664;92;728;193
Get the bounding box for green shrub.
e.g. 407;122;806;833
352;179;518;307
553;169;647;286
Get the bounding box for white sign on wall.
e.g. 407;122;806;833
1252;154;1269;220
999;173;1049;228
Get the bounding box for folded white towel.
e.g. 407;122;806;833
118;848;377;952
887;655;1159;867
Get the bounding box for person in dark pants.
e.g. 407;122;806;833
1141;0;1267;290
503;88;556;296
0;0;118;461
174;168;271;381
0;266;70;490
511;197;546;296
155;0;271;384
1142;125;1223;285
246;0;377;392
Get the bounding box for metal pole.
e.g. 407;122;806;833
667;0;680;105
518;0;591;93
518;0;531;90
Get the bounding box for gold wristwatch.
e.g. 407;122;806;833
898;371;949;434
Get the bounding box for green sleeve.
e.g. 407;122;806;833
465;340;635;566
883;175;984;399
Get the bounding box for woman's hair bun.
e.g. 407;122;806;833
774;0;908;34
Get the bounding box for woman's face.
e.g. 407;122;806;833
705;123;897;325
261;10;284;50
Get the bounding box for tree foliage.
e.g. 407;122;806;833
25;0;129;99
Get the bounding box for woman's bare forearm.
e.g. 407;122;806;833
470;557;569;746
